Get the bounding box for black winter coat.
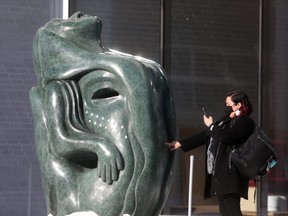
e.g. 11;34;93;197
180;115;255;199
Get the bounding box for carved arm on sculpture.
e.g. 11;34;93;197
44;80;124;184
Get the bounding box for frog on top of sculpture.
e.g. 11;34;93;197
30;11;176;216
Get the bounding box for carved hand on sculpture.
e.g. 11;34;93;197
45;80;124;184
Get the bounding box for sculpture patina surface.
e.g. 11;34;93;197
30;12;175;216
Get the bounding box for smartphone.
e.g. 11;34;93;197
202;107;206;117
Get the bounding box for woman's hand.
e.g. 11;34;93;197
230;111;236;118
165;141;181;151
203;115;213;127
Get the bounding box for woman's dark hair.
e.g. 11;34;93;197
227;91;253;116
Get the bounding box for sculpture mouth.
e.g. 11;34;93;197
70;11;99;20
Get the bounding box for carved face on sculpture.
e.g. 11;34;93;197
30;12;175;216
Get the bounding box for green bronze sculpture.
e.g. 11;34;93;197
30;12;175;216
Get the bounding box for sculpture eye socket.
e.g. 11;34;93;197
92;88;119;100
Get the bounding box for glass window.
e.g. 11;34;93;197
165;0;260;214
69;0;288;214
264;0;288;212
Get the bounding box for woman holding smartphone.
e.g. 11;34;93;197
166;91;255;216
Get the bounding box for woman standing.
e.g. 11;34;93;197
166;91;255;216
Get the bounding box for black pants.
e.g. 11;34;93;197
217;194;243;216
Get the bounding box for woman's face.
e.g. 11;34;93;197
225;96;241;112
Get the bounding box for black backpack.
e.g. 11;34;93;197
231;127;277;179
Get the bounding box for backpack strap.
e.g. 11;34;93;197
253;179;257;203
253;176;262;203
